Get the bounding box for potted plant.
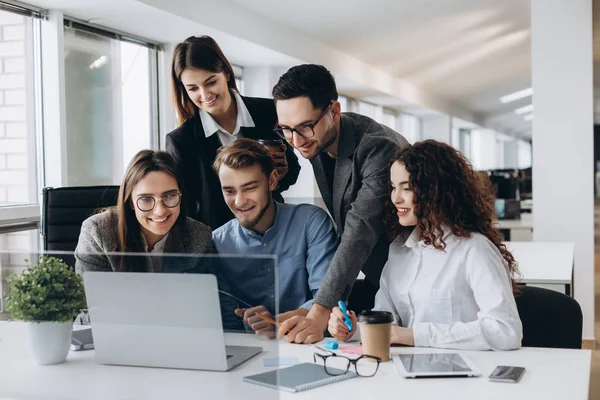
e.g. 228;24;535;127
5;256;87;365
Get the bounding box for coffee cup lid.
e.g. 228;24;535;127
357;310;393;324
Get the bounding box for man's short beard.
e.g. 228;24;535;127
239;190;272;229
313;124;337;157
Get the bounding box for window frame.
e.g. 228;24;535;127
0;8;163;235
0;3;44;232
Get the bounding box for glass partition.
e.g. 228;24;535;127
0;250;282;400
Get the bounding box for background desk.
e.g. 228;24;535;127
495;215;534;241
505;241;575;295
358;240;575;296
0;322;591;400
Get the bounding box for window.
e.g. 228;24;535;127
63;21;159;186
496;136;505;169
517;140;532;169
451;127;460;148
358;101;382;122
338;95;348;112
0;5;43;271
0;10;40;208
399;113;421;144
382;110;397;131
470;129;499;170
459;129;472;160
232;64;244;95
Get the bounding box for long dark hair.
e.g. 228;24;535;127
115;150;188;271
384;140;520;289
171;35;238;126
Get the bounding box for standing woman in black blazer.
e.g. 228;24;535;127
166;36;301;229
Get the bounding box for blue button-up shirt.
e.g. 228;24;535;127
213;202;338;328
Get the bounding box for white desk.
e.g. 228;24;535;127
505;241;575;295
495;215;534;241
0;322;591;399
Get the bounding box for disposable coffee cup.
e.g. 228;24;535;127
358;311;393;362
257;138;284;154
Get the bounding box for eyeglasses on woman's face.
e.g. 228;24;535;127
135;191;182;212
274;102;333;141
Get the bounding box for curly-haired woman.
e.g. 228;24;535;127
328;140;523;350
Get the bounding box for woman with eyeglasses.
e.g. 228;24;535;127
166;35;301;230
328;140;523;351
75;150;212;273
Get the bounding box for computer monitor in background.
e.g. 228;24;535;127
487;170;519;199
518;167;532;200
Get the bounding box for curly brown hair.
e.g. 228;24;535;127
384;140;520;288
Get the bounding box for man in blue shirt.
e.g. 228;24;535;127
212;138;338;336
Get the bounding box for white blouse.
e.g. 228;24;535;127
199;91;255;146
373;228;523;350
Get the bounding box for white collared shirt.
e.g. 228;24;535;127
373;228;523;350
141;233;169;273
199;91;255;146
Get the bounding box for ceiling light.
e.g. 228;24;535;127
524;114;533;121
515;104;533;115
89;55;108;70
500;87;532;103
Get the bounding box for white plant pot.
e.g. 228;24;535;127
26;321;72;365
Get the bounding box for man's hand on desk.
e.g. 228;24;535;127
277;303;330;344
235;305;275;335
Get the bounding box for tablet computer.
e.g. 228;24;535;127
393;353;481;378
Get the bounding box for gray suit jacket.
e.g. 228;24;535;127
311;112;410;308
74;210;213;274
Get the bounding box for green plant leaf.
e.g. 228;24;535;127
5;256;87;322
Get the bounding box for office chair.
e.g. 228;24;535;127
42;186;120;269
515;285;583;349
347;279;378;314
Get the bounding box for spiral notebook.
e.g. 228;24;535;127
243;362;357;393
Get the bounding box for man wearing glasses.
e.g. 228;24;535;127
272;64;409;344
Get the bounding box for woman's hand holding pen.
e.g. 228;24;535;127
235;305;276;335
328;306;357;342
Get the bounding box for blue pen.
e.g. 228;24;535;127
337;300;353;332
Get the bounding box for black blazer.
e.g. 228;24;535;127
166;95;301;230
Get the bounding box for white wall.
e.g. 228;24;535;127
421;115;451;144
470;129;498;170
398;113;422;144
503;139;518;169
532;0;594;340
517;140;532;169
243;66;286;99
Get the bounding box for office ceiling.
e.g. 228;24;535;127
227;0;533;137
31;0;537;137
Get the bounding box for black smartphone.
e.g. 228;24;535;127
71;328;94;351
488;365;526;383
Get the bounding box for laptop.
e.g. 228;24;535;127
82;271;262;371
